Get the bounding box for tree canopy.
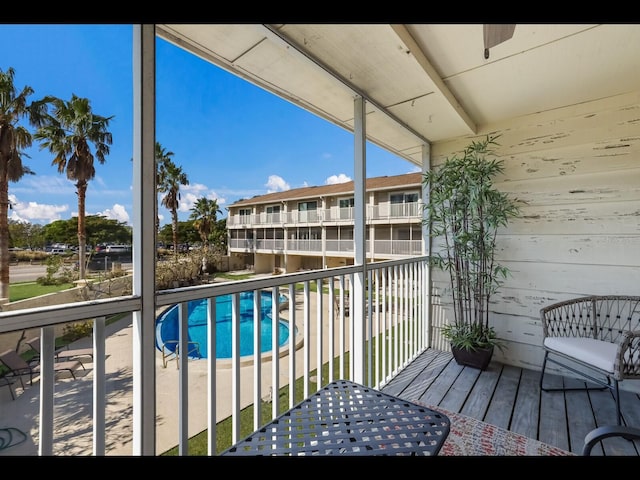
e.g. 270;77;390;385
42;215;131;248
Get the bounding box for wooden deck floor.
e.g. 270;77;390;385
380;348;640;456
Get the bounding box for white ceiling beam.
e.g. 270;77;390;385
391;24;477;134
260;24;432;146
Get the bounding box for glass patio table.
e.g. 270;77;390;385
221;379;450;456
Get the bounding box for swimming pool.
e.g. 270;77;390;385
155;291;291;360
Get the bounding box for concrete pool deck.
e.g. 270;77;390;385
0;285;333;456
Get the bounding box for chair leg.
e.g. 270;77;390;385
2;378;15;400
539;351;550;390
541;349;624;426
540;350;608;392
614;380;622;426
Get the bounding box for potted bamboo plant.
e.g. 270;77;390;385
422;135;521;369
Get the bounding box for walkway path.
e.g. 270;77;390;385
0;286;331;456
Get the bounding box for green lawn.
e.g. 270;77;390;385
162;356;343;455
9;282;74;302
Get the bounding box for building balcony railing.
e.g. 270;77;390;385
0;256;429;455
228;238;423;257
226;201;423;227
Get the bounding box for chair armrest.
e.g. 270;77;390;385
615;330;640;380
582;425;640;455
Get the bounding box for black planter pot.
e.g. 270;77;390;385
451;345;494;370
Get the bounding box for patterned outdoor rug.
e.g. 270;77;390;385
412;402;575;456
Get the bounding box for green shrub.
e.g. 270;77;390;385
62;321;94;343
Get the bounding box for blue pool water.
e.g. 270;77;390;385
155;291;291;359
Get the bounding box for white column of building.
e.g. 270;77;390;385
282;201;288;272
368;190;375;261
321;196;327;268
132;24;157;455
352;96;367;384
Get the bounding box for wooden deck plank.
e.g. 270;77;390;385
538;372;570;451
460;362;501;420
484;364;520;429
381;348;640;456
380;347;440;396
388;350;451;400
563;377;599;454
589;387;638;455
619;391;640;455
438;362;481;413
510;367;541;439
415;356;463;406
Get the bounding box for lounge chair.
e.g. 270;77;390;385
0;376;16;400
0;348;82;388
26;337;93;368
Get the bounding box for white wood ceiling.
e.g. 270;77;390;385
157;24;640;167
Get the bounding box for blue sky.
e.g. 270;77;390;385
2;24;417;227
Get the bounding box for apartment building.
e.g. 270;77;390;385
226;172;425;274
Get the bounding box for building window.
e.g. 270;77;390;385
339;198;354;208
298;201;318;222
338;197;354;220
266;204;281;222
390;192;419;217
238;208;251;225
390;192;419;204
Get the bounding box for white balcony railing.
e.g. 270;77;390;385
226;201;423;227
230;238;423;257
0;256;429;455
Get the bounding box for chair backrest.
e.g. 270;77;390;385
26;337;40;354
0;349;30;371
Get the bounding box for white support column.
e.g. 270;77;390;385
421;142;431;256
421;143;432;348
132;24;157;456
352;95;367;384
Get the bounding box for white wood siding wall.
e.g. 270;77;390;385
428;91;640;390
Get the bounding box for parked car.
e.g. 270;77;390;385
105;245;132;253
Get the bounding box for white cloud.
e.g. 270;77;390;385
99;204;130;224
183;183;208;196
212;194;226;206
178;184;226;213
8;195;68;224
265;175;290;193
325;173;351;185
180;192;198;213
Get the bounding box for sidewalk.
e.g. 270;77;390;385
0;288;329;456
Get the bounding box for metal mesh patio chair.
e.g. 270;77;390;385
540;295;640;425
0;348;82;387
26;337;93;368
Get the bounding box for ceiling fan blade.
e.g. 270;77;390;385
483;24;516;59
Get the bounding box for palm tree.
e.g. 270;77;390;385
34;94;113;279
188;196;221;252
0;67;51;300
154;142;173;237
156;143;188;257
